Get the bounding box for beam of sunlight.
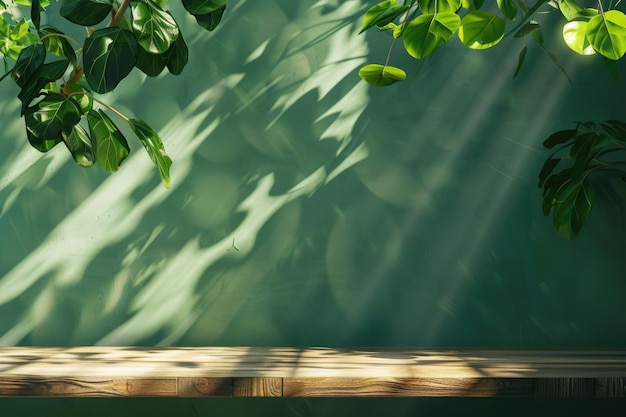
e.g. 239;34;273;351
1;0;373;346
267;1;367;129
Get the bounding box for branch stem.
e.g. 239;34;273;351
91;95;129;121
109;0;132;27
39;33;83;48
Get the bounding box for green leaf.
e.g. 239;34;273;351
131;0;179;54
586;10;626;60
165;27;188;75
459;11;506;49
39;25;78;67
417;0;461;13
66;81;93;113
543;129;577;148
360;1;410;34
542;170;570;214
24;92;82;151
604;120;626;141
194;5;226;32
402;12;461;59
513;45;526;79
12;43;45;87
63;123;94;167
17;59;70;115
60;0;113;26
552;179;594;239
538;157;560;188
182;0;225;15
559;0;581;21
10;19;30;41
496;0;517;20
575;8;598;19
31;0;41;30
135;46;167;76
128;118;172;187
83;27;138;94
358;63;406;86
570;132;605;159
88;109;130;172
563;20;595;55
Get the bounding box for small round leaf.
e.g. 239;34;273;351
586;10;626;60
563;21;595;55
358;64;406;86
459;11;505;50
402;12;461;59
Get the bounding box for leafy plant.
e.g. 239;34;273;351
359;1;626;239
0;0;229;187
357;0;626;86
540;120;626;239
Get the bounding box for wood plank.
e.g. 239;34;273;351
283;377;534;397
0;347;625;397
232;377;283;397
0;377;177;397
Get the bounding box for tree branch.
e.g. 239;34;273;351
109;0;132;28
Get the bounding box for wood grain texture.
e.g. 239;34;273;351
0;347;625;397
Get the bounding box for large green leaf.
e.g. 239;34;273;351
603;120;626;142
182;0;225;15
552;179;594;240
63;123;94;167
60;0;113;26
31;0;40;30
128;118;172;187
570;132;607;178
538;157;560;188
39;25;78;66
586;10;626;60
24;92;82;152
358;63;406;86
418;0;461;13
88;109;130;172
12;43;45;87
543;129;577;148
194;5;226;32
360;1;409;34
563;20;595;55
83;27;138;94
559;0;581;21
17;59;70;114
131;0;179;54
135;46;167;76
402;12;461;59
165;28;188;75
459;11;505;49
496;0;517;20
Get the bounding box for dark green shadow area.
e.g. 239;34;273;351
0;398;622;417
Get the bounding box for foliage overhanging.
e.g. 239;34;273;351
1;0;228;188
358;0;626;239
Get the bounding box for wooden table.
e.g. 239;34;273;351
0;347;624;397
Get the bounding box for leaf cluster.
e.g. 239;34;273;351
1;0;229;187
539;120;626;239
358;0;626;86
